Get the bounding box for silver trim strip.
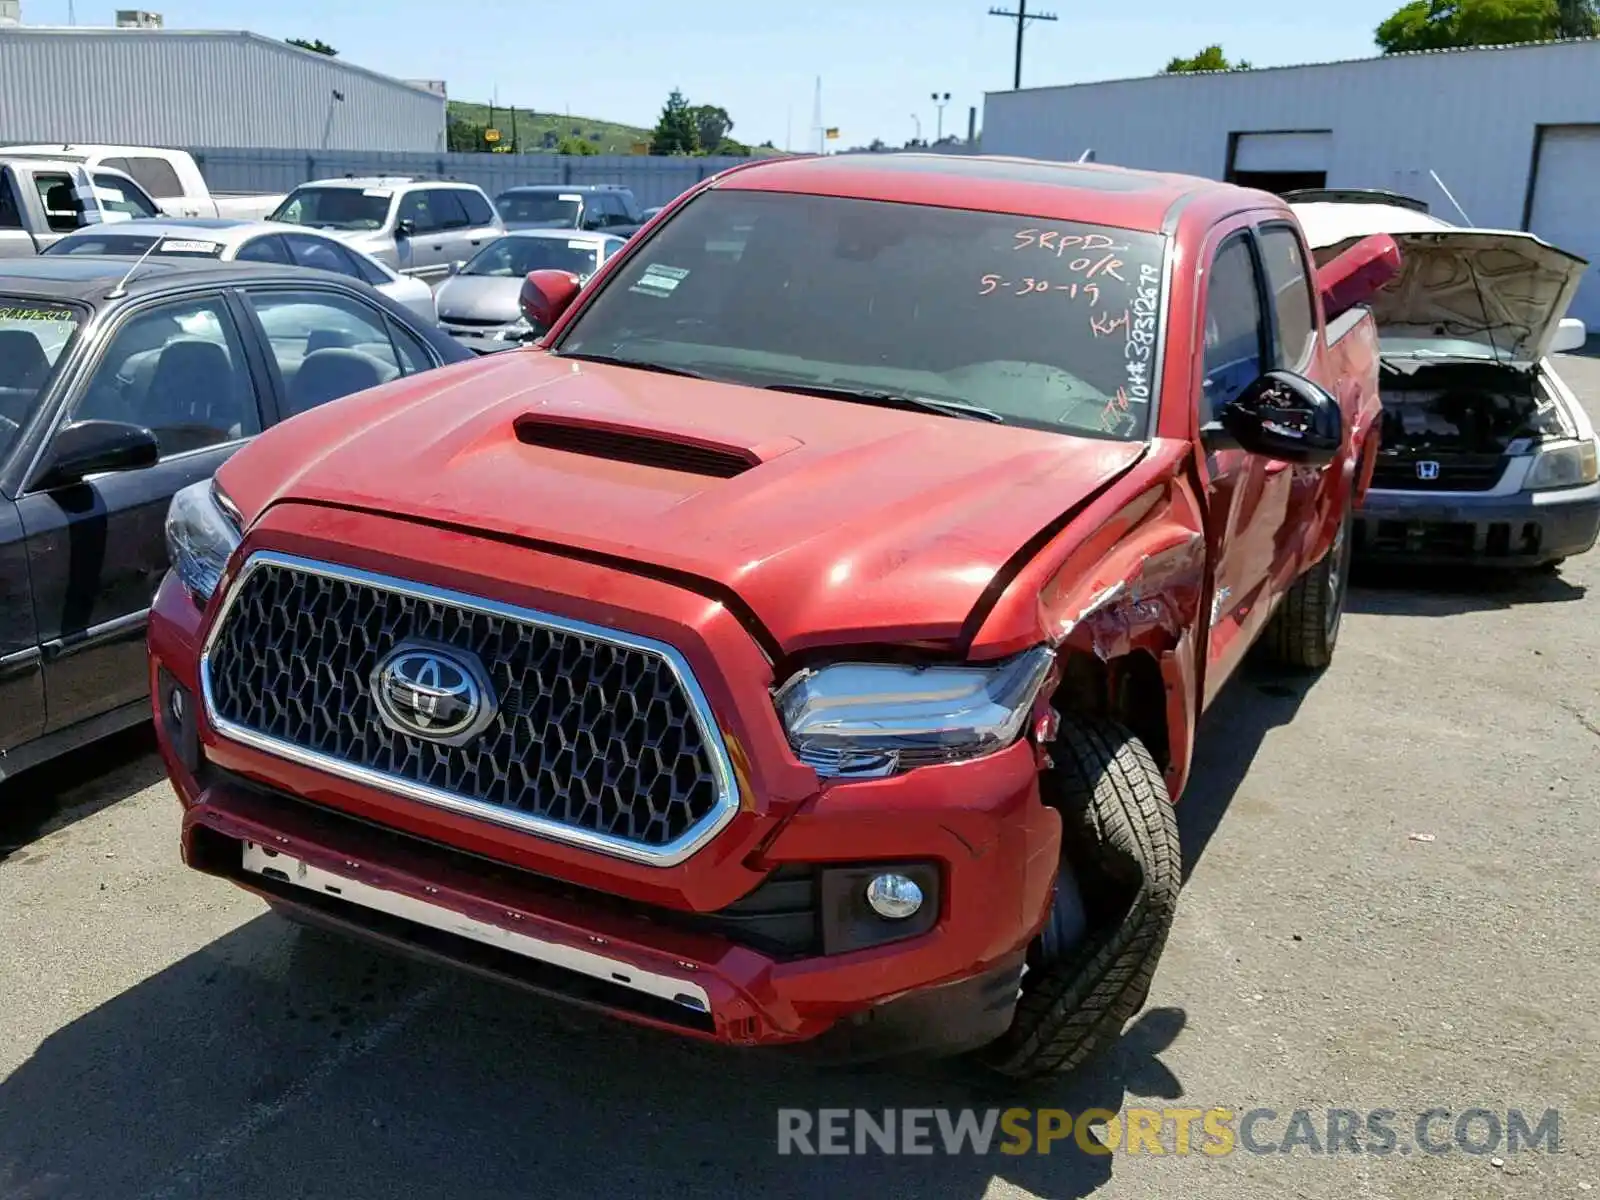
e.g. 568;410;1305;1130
200;550;742;869
240;841;711;1012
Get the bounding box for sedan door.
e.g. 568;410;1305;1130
16;290;270;732
0;497;44;755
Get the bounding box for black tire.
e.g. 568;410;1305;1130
1536;557;1566;574
1266;504;1353;670
979;718;1181;1081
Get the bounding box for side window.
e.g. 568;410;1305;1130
346;249;392;287
1258;224;1319;370
429;189;471;230
236;235;292;264
73;296;263;456
0;177;21;230
245;289;412;417
1199;234;1268;425
34;173;84;233
387;317;437;373
579;200;604;231
398;189;439;233
122;156;185;200
458;189;496;227
283;232;363;280
93;173;160;219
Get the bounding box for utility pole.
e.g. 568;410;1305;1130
931;92;951;142
987;0;1058;90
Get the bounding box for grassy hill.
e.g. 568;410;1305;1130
446;101;783;156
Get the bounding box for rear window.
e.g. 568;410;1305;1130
0;297;85;463
270;186;393;231
120;156;185;200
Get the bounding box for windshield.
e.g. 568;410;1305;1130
270;187;392;231
556;191;1167;439
0;298;85;464
463;236;600;279
43;233;225;258
496;193;580;228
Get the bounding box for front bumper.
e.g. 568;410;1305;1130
438;320;529;354
1355;481;1600;567
147;510;1061;1059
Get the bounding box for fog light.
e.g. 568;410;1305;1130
865;873;924;920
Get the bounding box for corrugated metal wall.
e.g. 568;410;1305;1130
980;40;1600;232
190;149;759;208
0;29;445;152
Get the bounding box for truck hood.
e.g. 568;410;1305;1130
1295;203;1586;363
219;353;1147;653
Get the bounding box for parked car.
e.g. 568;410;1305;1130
1293;194;1598;569
0;144;283;220
639;205;665;222
0;255;473;782
42;218;439;324
148;154;1395;1078
267;178;503;284
1;157;164;258
493;185;645;237
433;229;628;352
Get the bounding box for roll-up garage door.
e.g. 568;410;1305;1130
1228;131;1332;194
1528;125;1600;331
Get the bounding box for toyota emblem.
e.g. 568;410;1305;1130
370;641;498;746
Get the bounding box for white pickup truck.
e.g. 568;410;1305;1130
0;144;284;221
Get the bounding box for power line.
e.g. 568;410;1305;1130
987;0;1058;90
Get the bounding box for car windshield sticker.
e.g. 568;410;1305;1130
629;263;688;298
568;240;592;250
559;194;582;202
0;305;74;324
363;189;392;199
159;239;222;255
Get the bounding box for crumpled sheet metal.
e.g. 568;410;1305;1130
1048;531;1205;661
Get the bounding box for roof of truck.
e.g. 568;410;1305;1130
714;153;1247;232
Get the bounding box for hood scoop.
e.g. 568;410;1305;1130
513;411;799;479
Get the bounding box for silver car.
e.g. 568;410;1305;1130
266;178;504;284
433;229;627;352
41;217;439;323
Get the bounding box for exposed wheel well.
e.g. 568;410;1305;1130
1048;649;1170;771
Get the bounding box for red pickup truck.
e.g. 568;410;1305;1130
149;155;1397;1078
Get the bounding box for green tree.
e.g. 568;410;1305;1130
1374;0;1574;51
688;105;734;152
650;88;700;156
1162;45;1251;72
557;135;598;156
447;119;490;152
286;37;338;55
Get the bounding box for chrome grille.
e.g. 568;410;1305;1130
201;552;738;866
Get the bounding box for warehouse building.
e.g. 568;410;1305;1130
981;39;1600;326
0;24;446;152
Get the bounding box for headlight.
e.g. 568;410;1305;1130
495;317;532;341
773;646;1055;778
165;478;243;603
1525;439;1599;491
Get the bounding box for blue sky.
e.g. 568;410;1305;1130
30;0;1403;148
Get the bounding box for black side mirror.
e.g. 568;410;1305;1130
395;218;415;238
35;419;160;489
1204;370;1343;465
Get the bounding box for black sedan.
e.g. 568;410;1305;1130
0;256;473;781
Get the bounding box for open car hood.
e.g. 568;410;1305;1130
1294;202;1587;364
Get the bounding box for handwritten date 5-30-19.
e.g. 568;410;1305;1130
979;275;1102;305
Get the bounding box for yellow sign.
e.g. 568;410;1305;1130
824;127;840;140
484;128;501;143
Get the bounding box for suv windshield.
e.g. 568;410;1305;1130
0;297;85;464
464;236;600;279
556;191;1167;439
270;187;392;231
496;193;580;228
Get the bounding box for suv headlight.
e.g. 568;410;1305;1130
773;646;1055;779
165;478;243;603
1526;439;1599;491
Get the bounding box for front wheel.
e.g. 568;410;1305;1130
1266;503;1353;670
978;718;1181;1081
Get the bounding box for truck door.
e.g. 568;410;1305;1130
0;498;44;756
18;291;268;732
1194;224;1295;708
0;172;43;259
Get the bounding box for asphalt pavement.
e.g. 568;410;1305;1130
2;355;1597;1200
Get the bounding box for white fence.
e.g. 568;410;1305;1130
189;148;760;208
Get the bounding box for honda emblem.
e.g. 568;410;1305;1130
1416;461;1441;481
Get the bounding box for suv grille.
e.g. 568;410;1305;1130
1370;453;1506;492
202;553;738;866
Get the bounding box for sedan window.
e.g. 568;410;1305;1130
283;233;363;280
245;290;413;416
0;298;84;462
236;235;292;264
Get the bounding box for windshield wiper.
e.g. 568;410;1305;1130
554;351;714;380
760;383;1005;423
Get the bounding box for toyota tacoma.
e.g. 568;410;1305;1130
149;154;1397;1077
